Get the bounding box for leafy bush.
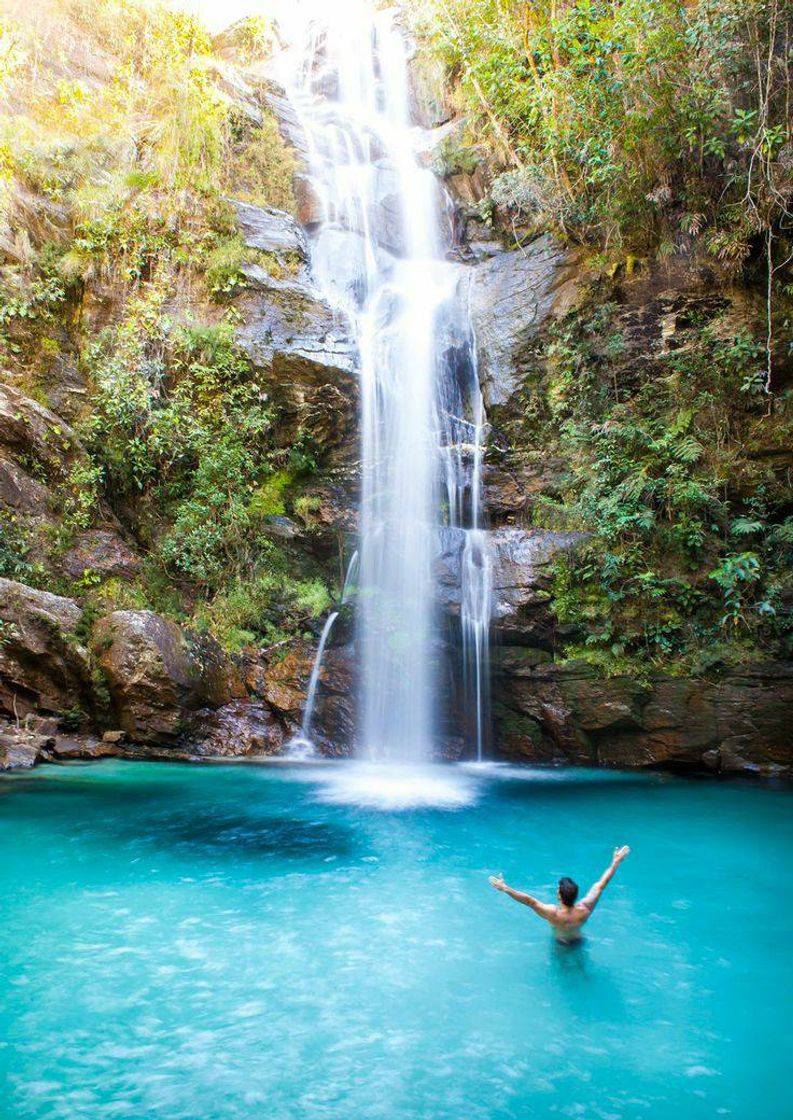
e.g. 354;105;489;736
413;0;792;291
527;304;793;671
0;512;33;581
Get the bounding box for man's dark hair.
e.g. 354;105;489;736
558;877;579;906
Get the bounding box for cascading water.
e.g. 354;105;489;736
437;311;492;762
287;610;339;758
277;1;491;762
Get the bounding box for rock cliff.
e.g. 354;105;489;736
1;4;791;778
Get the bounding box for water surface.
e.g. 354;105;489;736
1;760;790;1119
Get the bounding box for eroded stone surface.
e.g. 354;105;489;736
0;577;94;720
465;235;581;409
494;657;793;775
231;199;308;260
94;611;246;742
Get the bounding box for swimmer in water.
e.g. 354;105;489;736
489;846;630;942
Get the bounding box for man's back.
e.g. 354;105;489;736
545;902;593;942
489;846;630;939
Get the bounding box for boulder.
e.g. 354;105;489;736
260;644;312;721
183;700;286;757
0;578;95;720
235;267;357;387
0;456;50;515
0;722;52;770
61;529;140;580
465;235;581;409
0;382;79;477
230;199;308;260
94;611;246;742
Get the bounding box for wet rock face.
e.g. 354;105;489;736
466;234;581;410
258;644;313;725
249;639;356;757
235;258;357;390
493;656;793;775
406;48;451;130
0;578;95;721
482;454;568;527
264;82;312;162
182;701;286;757
94;611;246;743
437;526;584;645
488;528;585;643
313;644;356;754
231;204;358;477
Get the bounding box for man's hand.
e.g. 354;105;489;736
613;845;630;865
489;873;506;892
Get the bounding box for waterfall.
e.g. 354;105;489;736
277;1;491;762
288;610;340;758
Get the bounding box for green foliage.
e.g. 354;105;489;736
709;552;763;627
413;0;791;262
226;113;297;212
204;236;247;301
0;512;34;581
529;304;793;671
0;0;331;662
195;564;332;652
60;460;104;533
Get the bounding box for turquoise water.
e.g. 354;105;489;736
1;760;791;1120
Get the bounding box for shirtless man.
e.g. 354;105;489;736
489;846;630;942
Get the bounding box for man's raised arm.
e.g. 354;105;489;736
580;846;630;912
489;874;556;921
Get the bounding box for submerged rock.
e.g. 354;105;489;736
94;611;246;743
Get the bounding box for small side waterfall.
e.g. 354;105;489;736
278;2;491;762
438;316;492;761
288;611;339;758
459;381;492;762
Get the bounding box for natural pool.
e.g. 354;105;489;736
1;761;791;1120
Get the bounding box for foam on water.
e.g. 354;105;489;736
311;762;478;810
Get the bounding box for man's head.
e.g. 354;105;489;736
557;877;579;907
